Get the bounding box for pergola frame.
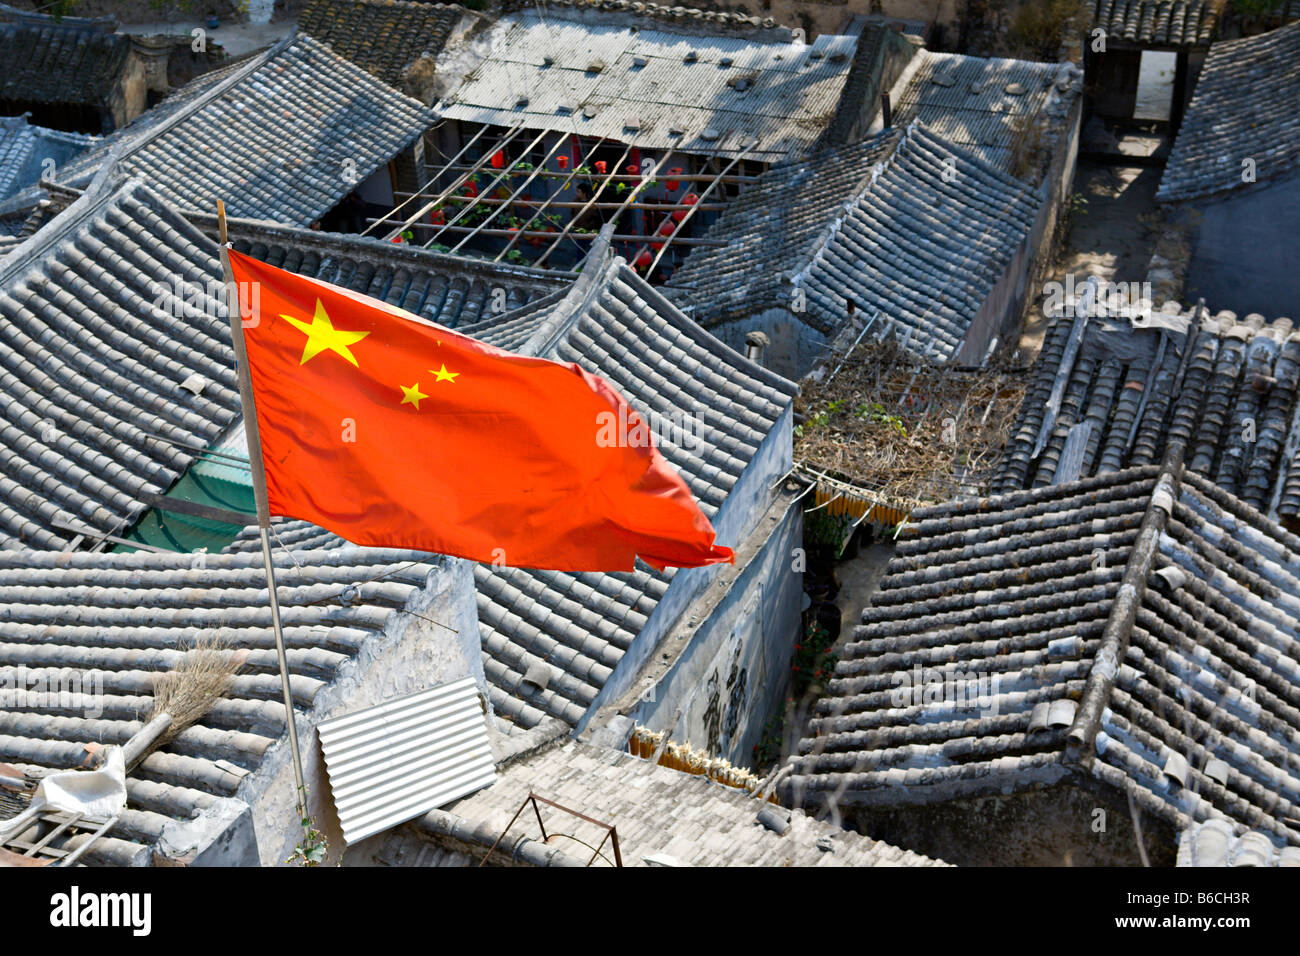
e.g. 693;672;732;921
368;122;757;274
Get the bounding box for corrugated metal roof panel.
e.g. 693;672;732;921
318;677;496;844
437;11;855;159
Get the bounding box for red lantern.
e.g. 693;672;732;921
490;150;505;169
634;250;653;268
430;209;445;226
462;182;478;198
594;160;607;174
626;163;639;176
658;220;674;237
557;155;569;170
682;192;699;207
666;167;682;191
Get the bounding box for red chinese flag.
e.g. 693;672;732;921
225;249;733;572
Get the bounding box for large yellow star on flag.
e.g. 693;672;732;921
280;299;370;367
399;381;428;409
431;364;460;383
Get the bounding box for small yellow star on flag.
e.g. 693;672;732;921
280;299;370;367
431;364;460;383
399;381;428;409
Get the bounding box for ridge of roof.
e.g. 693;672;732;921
517;225;620;358
0;168;141;285
1066;444;1184;762
518;225;799;395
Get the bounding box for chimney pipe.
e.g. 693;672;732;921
744;330;770;365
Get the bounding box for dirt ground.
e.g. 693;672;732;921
776;538;898;765
1016;138;1165;363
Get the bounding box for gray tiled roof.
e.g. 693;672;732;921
1092;0;1226;46
0;176;240;550
1157;20;1300;202
198;214;572;331
0;545;447;865
1159;18;1300;202
420;739;948;866
996;305;1300;522
0;115;97;201
1177;818;1300;865
787;463;1300;849
0;9;128;112
4;33;436;226
230;240;798;729
890;51;1082;177
299;0;463;89
668;123;1040;362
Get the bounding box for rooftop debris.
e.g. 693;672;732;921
795;337;1026;512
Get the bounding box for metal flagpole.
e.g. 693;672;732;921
216;200;311;840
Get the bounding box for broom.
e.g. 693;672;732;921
121;636;244;770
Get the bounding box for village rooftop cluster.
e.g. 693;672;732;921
0;0;1297;873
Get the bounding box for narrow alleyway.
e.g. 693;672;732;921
1017;131;1167;362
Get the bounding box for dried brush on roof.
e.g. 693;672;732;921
149;636;243;745
795;336;1025;507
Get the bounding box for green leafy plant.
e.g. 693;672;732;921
1233;0;1286;15
751;710;785;769
285;789;328;866
804;399;844;433
791;620;838;697
804;509;854;548
855;401;907;436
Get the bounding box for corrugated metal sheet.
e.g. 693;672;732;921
318;677;496;844
893;51;1079;173
437;12;858;159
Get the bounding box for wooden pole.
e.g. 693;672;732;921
216;199;311;844
642;149;749;280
